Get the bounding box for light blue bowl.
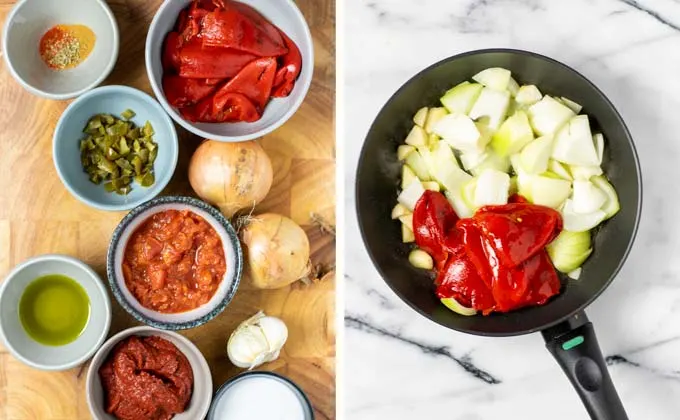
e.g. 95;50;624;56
53;85;179;211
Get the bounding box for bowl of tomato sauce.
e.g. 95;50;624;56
107;196;243;330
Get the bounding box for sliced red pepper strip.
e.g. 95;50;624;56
226;1;287;54
176;9;189;33
163;75;219;108
491;251;561;312
456;219;493;290
413;191;460;267
435;252;496;314
178;40;258;79
271;30;302;98
519;251;561;307
473;203;562;268
205;78;224;85
162;32;182;72
181;92;260;123
212;57;277;112
200;8;287;56
194;0;220;11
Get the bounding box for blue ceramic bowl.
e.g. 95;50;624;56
107;196;242;330
53;85;179;211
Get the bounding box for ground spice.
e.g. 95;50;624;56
39;24;96;70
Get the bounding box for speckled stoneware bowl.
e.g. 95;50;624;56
107;196;242;330
86;326;213;420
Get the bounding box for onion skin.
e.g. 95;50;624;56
241;213;311;289
188;140;273;218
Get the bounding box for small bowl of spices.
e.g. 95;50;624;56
2;0;119;100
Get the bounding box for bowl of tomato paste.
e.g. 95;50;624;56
86;326;213;420
107;196;243;330
145;0;314;142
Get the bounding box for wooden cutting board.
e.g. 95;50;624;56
0;0;336;419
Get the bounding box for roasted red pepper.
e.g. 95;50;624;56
163;76;218;108
212;57;277;111
226;1;288;55
161;0;302;124
271;30;302;98
162;32;182;72
473;203;562;268
413;190;460;266
182;92;260;123
435;253;496;312
200;8;287;56
412;192;563;314
178;41;257;79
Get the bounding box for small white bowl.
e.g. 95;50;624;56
2;0;119;100
0;254;112;371
107;196;243;330
86;326;213;420
145;0;314;142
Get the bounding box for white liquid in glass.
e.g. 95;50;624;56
214;376;307;420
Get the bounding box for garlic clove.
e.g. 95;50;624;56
227;311;289;370
258;316;289;351
228;325;269;368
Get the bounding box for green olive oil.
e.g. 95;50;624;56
19;274;90;346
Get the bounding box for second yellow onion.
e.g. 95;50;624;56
240;213;311;289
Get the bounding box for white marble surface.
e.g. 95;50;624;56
343;0;680;418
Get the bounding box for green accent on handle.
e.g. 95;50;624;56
562;335;585;351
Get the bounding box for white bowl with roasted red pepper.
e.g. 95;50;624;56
145;0;314;142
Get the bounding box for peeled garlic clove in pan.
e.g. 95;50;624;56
227;311;289;370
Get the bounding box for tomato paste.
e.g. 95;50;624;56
162;0;302;123
99;336;193;420
413;191;563;314
122;210;226;313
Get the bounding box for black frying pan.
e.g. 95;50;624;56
356;49;642;420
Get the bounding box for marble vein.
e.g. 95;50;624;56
618;0;680;31
345;315;501;385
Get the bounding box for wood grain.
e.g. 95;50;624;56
0;0;336;418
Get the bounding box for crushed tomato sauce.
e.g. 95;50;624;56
99;335;193;420
123;209;226;313
413;191;563;314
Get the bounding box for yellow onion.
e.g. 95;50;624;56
188;140;273;218
240;213;310;289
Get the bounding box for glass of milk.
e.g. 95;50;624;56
208;371;314;420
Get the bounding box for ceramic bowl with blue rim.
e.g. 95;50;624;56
107;196;242;330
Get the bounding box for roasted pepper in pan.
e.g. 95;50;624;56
412;191;563;314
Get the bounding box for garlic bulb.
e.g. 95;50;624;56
227;311;288;370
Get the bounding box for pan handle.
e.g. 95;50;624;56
541;312;628;420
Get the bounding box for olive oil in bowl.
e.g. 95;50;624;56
19;274;90;346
